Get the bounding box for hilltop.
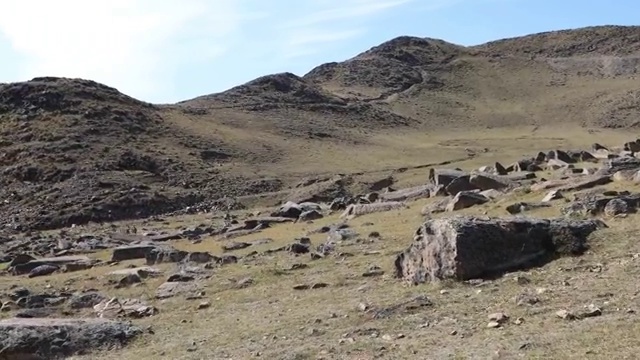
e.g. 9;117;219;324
0;25;639;230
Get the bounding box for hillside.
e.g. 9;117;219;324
1;25;640;231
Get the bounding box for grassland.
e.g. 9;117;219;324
3;126;640;359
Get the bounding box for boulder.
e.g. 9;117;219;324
145;247;188;265
547;150;575;163
111;244;157;262
298;210;324;222
429;168;468;187
530;175;611;192
469;173;513;191
445;175;478;196
339;201;407;219
395;216;606;283
271;201;302;219
10;255;96;276
542;190;563;202
446;191;489;211
378;185;434;202
0;317;141;359
505;202;551;214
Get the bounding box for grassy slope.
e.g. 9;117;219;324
3;129;640;359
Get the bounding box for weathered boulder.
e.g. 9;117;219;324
298;210;324;222
339;202;407;219
145;247;188;265
624;139;640;153
547;150;575;163
378;185;434;202
445;175;478;195
530;175;611;192
429;168;468;187
563;193;640;217
542;189;563;202
111;244;157;262
446;191;489;211
505;202;551;214
0;317;141;359
271;201;302;219
604;198;629;217
598;157;640;175
395;216;606;284
469;173;513;191
10;256;96;276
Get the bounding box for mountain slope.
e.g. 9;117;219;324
1;25;640;230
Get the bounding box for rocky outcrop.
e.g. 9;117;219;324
0;317;142;359
395;216;606;284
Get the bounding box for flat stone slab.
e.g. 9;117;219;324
111;244;158;261
10;255;96;275
0;317;141;359
108;266;163;277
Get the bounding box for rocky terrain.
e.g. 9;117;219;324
2;25;640;359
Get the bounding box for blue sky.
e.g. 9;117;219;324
0;0;637;103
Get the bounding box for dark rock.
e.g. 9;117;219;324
68;292;108;309
111;244;157;262
145;247;188;265
28;264;59;278
0;317;141;359
222;242;252;251
167;273;195;282
395;216;606;283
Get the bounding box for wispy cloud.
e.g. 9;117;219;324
277;0;413;59
284;0;413;28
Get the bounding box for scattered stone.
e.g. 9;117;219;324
446;191;489;211
167;273;195;282
505;202;551;214
10;255;96;275
488;312;509;324
299;210;324;221
28;264;59;278
556;309;577;320
362;265;385;277
582;304;602;318
69;292;108;309
185;251;215;263
94;298;158;318
197;301;211;310
287;242;310;254
145;247;188;265
156;281;201;299
236;277;254;288
604;198;629;217
340;202;407;220
221;242;252;251
542;190;563;202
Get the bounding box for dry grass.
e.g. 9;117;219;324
4;127;640;359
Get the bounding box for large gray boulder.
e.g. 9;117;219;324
0;317;141;359
395;216;606;284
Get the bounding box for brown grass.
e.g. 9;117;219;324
4;127;640;359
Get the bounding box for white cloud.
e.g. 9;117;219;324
0;0;259;102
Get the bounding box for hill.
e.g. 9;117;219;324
1;25;640;230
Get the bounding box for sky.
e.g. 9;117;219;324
0;0;637;104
